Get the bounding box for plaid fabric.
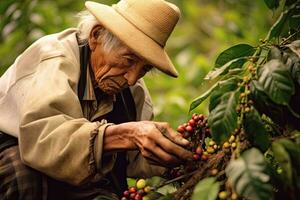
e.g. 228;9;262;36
0;145;47;200
0;144;118;200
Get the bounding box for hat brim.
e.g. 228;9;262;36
85;1;178;77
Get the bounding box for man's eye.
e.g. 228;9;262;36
122;55;136;65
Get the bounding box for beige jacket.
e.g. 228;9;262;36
0;28;163;185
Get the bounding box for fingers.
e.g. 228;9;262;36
152;122;193;161
154;122;190;147
155;134;193;161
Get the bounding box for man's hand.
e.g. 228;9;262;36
104;121;193;167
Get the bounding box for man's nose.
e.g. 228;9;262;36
125;72;139;86
124;67;142;86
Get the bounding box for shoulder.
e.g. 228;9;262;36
32;28;80;64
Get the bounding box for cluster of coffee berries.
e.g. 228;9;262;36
121;179;151;200
176;113;210;139
176;113;215;162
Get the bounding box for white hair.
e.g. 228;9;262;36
76;10;124;54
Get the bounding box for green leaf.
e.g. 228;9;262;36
205;57;249;80
226;148;274;200
250;81;286;125
266;4;295;39
243;109;270;152
208;91;238;143
263;0;280;10
189;81;220;112
277;139;300;168
258;59;295;105
192;177;220;200
190;78;238;112
209;78;239;112
272;141;293;186
157;194;174;200
215;44;255;68
145;191;164;200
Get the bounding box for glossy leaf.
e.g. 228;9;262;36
205;57;248;80
215;44;255;68
226;148;274;200
145;191;164;200
243;109;270;152
250;81;286;126
277;139;300;168
209;78;239;111
189;81;220;112
272;141;293;186
192;177;220;200
258;59;295;105
190;77;238;112
263;0;280;10
208;91;238;143
266;3;298;39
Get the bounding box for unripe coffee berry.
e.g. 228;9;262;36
211;169;218;176
136;179;146;189
229;135;235;143
231;142;237;148
231;193;238;200
223;142;230;149
207;147;215;154
144;186;152;193
218;191;228;199
209;141;215;146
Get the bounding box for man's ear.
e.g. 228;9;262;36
88;25;102;51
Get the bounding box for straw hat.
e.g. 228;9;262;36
85;0;180;77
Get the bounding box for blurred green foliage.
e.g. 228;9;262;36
0;0;275;127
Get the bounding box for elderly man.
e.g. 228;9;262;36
0;0;192;199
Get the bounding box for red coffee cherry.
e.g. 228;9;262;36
135;193;142;200
177;125;185;133
188;119;196;127
201;155;209;161
123;190;130;197
195;146;203;155
193;154;200;161
186;125;193;133
129;186;137;193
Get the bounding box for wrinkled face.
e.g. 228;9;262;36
90;44;152;95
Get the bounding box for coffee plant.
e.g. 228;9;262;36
120;1;300;200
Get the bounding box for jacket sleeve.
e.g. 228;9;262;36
19;57;114;185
